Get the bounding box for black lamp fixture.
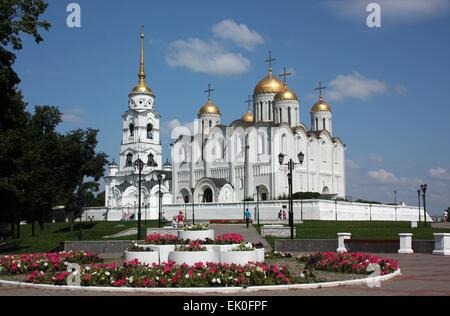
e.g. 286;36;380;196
190;187;195;225
278;151;304;239
420;184;428;227
157;173;163;228
133;157;145;240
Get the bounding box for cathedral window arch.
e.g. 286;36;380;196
315;118;319;131
129;123;135;137
147;124;153;139
281;134;288;154
323;118;326;130
288;107;292;126
258;132;265;155
279;108;282;123
126;153;133;167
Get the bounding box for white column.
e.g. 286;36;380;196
433;233;450;256
337;232;351;253
398;233;414;254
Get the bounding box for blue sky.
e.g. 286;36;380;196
13;0;450;214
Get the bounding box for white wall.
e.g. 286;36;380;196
83;199;433;223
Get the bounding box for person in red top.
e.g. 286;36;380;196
177;211;184;227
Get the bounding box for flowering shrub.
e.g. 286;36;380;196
298;252;398;275
127;244;156;252
231;242;254;252
265;251;293;259
24;260;305;287
175;241;207;252
0;251;102;275
215;233;244;245
144;233;179;245
182;224;210;231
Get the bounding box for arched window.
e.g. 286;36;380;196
126;153;133;167
148;153;157;167
288;107;292;126
268;102;272;120
147;124;153;139
279;108;282;123
315;118;319;130
259;102;263;120
281;134;287;153
129;123;135;137
258;132;265;154
209;120;212;128
323;118;326;130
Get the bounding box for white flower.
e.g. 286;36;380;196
105;271;111;276
85;266;91;271
44;262;48;267
300;273;305;278
245;272;251;277
64;261;69;266
129;276;134;283
185;274;190;279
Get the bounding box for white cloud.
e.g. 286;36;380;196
429;167;450;181
346;159;360;170
369;154;384;164
327;72;387;101
163;119;195;140
322;0;450;21
368;169;398;184
62;108;85;124
166;38;251;75
212;19;264;51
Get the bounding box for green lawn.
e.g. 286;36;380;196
1;220;159;255
257;221;447;248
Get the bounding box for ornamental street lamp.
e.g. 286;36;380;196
417;189;421;223
190;188;195;225
421;184;428;227
133;157;145;241
256;186;261;226
279;151;305;239
157;173;163;228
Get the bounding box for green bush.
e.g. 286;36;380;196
292;192;322;200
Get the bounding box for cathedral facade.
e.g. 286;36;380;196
171;63;346;205
104;29;172;219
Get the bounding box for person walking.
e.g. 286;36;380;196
245;208;251;228
171;216;178;229
282;210;287;221
177;211;184;227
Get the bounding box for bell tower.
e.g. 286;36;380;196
119;26;162;172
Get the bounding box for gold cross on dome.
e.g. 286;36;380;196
204;83;214;100
265;51;276;70
245;95;252;111
315;81;327;97
279;67;292;84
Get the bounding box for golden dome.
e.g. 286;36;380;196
311;96;331;112
254;69;285;95
131;82;154;95
199;99;221;115
241;111;254;123
274;84;298;101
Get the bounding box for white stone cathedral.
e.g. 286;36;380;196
171;59;346;205
104;29;172;220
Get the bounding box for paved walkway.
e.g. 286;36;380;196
210;224;272;250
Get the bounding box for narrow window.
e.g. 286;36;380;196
129;124;134;137
126;153;133;167
147;124;153;139
288;107;292;125
323;118;326;130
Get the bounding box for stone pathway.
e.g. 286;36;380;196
210;224;272;250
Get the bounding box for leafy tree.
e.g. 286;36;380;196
0;0;50;237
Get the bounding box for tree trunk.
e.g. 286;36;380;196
10;221;15;240
16;221;20;239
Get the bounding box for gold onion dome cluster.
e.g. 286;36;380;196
199;98;221;115
274;83;298;101
253;69;285;95
311;96;331;112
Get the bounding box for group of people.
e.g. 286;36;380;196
171;211;185;228
278;209;287;221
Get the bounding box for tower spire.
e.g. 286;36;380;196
138;25;146;84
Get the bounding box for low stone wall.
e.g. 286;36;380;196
261;225;296;238
64;240;135;255
276;239;435;253
276;240;337;252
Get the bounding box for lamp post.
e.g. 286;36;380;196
133;157;145;240
421;184;428;227
417;189;421;223
256;186;260;226
278;151;304;239
190;188;195;225
157;174;163;228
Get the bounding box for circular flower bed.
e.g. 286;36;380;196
24;260;301;287
124;245;159;266
298;252;399;275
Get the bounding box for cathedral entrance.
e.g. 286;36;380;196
203;188;213;203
